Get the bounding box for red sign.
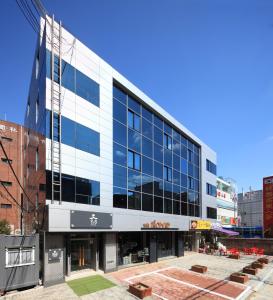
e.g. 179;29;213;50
263;176;273;238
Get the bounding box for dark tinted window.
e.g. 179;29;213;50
164;198;172;214
142;174;153;194
173;201;180;215
207;206;217;219
173;154;180;171
154;196;163;213
113;187;127;208
128;169;141;191
164;123;172;135
154;178;163;196
128;190;141;210
142;193;153;212
164;181;172;199
154;161;163;179
142;156;153;176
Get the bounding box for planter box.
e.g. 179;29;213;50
230;273;249;284
228;254;240;259
191;265;208;273
243;266;258;275
129;282;152;299
252;262;264;269
258;257;269;264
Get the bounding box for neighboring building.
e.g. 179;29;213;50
263;176;273;238
24;16;217;285
238;189;263;227
0;120;24;234
216;177;237;227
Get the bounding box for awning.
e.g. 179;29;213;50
212;226;239;236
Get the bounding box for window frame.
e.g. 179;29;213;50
5;247;35;268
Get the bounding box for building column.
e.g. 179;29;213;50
192;231;201;252
66;234;71;277
149;232;157;263
92;234;98;271
175;232;184;257
103;233;117;273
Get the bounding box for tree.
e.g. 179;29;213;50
0;219;11;234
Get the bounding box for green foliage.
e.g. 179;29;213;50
0;219;11;234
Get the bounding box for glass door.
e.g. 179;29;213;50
71;239;92;271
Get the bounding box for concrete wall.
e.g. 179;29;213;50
219;237;273;255
103;233;117;273
0;234;39;292
43;232;65;287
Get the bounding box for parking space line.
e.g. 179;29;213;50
156;272;234;300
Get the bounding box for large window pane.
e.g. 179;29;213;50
128;110;134;128
173;129;180;142
113;120;127;146
128;129;141;152
142;174;153;194
128;169;141;192
128;96;140;114
181;173;187;187
173;154;180;171
113;99;126;124
142;137;153;158
181;145;187;159
188;162;194;177
154;143;163;163
181;202;188;215
154;126;163;145
142;118;153;139
173;201;180;215
164;198;172;214
154;196;163;213
113;164;127;189
76;69;99;107
113;187;127;208
62;174;75;203
154;178;163;196
154;161;163;179
173;184;180;201
164;181;172;199
128;150;134;169
173;139;180;156
142;156;153;176
154;115;163;129
142;193;153;212
164;123;172;136
142;106;153;122
113;86;127;104
128;190;141;210
181;158;187;174
173;170;180;186
113;143;127;166
164;149;172;167
181;187;187;202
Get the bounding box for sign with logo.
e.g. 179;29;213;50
70;210;113;229
263;176;273;238
190;220;211;230
142;220;171;229
217;189;231;201
48;248;62;263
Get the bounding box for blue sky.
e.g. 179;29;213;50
1;0;273;192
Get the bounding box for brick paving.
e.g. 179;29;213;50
3;252;273;299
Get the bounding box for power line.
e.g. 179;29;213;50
0;182;25;211
16;0;39;34
21;0;40;31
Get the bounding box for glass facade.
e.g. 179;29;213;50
46;170;100;205
113;85;201;216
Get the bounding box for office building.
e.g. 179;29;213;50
24;16;217;285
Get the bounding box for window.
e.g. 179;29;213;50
142;193;153;212
142;137;153;158
164;134;172;150
0;181;12;187
1;203;12;209
128;110;140;131
207;207;217;219
142;156;153;176
128;96;141;114
113;164;127;189
128;129;141;152
188;176;194;190
75;177;100;205
6;247;35;267
113;99;126;124
128;150;141;170
206;183;217;196
206;159;217;175
142;106;153;122
35;96;39;124
188;149;193;162
113;120;127;146
1;158;12;164
128;190;141;210
35;149;39;171
113;143;127;166
113;86;127;104
113;187;127;208
164;166;172;182
142;118;153;139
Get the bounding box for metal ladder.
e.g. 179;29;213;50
51;15;62;204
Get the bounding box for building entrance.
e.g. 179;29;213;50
71;239;92;271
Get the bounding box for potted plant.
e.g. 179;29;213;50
129;282;152;299
230;272;249;284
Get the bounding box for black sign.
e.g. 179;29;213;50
48;248;62;263
70;210;113;229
